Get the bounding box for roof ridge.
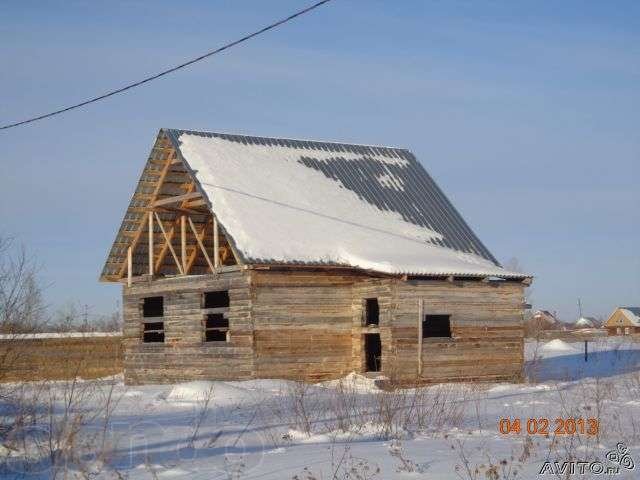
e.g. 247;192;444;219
163;127;412;152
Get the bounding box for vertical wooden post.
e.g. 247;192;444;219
148;211;154;276
213;215;220;269
584;340;588;362
417;299;423;376
127;246;132;287
181;215;187;274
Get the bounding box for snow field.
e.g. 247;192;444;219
1;337;639;479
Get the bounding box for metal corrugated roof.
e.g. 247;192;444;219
165;129;500;267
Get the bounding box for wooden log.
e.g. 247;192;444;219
181;215;187;274
148;211;154;276
152;192;202;207
213;216;220;269
127;246;132;287
417;298;423;375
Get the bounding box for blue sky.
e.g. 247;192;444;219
1;0;638;322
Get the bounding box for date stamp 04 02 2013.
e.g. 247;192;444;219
499;418;600;436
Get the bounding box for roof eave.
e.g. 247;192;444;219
244;261;532;282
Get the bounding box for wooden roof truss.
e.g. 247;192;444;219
100;131;240;283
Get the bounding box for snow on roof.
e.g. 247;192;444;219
575;316;598;328
532;310;557;324
620;307;640;326
163;129;529;279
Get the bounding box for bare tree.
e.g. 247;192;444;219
0;236;47;457
89;308;123;333
0;236;123;478
51;301;81;332
0;236;47;384
0;236;46;334
50;301;122;333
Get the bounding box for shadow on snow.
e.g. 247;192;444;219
526;349;640;382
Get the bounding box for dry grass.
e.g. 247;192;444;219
0;336;122;382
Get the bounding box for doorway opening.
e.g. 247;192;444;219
364;298;379;326
364;333;381;372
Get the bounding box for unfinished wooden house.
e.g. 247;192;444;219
101;129;532;385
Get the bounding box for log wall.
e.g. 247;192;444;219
120;270;526;385
391;280;525;383
122;270;253;384
251;271;354;381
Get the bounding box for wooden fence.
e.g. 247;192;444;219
529;329;608;342
530;329;640;343
0;333;123;382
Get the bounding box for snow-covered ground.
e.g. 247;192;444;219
2;337;640;479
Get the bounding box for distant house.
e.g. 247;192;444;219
531;310;558;327
101;129;531;385
604;307;640;336
574;316;599;329
526;310;559;333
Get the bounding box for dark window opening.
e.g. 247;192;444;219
203;291;230;309
364;333;381;372
364;298;379;326
142;296;163;317
205;314;228;329
204;313;229;342
422;314;451;338
206;330;227;342
143;321;164;343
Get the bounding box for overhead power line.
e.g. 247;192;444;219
0;0;334;131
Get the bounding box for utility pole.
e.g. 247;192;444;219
82;304;91;331
577;298;583;319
